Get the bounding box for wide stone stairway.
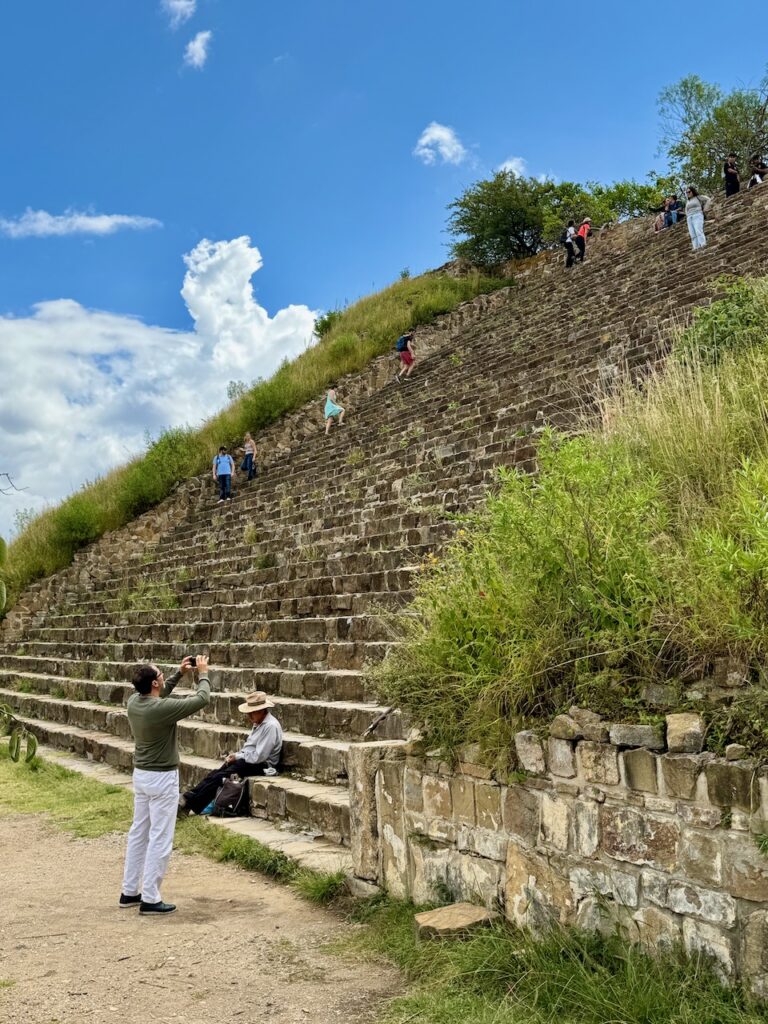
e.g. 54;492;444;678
2;188;768;868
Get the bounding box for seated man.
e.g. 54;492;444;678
179;691;283;814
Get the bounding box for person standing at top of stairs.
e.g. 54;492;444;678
724;153;741;197
213;446;235;503
120;655;211;916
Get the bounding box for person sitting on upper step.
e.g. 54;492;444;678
178;691;283;815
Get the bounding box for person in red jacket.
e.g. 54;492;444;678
574;218;592;263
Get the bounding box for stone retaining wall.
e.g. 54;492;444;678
350;709;768;994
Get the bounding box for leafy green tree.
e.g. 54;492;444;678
448;172;546;263
658;72;768;191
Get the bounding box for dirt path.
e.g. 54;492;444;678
0;816;397;1024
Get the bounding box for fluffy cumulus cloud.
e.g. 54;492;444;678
498;156;527;177
0;209;162;239
0;237;316;538
162;0;196;28
184;30;212;69
413;122;467;166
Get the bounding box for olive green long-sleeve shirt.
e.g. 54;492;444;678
127;670;211;772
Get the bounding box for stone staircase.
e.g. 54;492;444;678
2;187;768;863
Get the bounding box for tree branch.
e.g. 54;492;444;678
0;473;26;496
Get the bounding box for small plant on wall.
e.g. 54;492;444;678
0;703;38;763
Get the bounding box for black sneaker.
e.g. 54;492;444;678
139;901;177;916
119;893;142;909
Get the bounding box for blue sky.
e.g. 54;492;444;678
1;0;767;536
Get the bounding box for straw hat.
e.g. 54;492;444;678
238;691;275;714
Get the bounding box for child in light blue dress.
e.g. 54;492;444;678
324;387;345;435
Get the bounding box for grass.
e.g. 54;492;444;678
0;749;345;903
343;898;768;1024
114;579;179;612
1;270;511;612
372;275;768;763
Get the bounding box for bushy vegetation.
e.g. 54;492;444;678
448;171;675;263
3;270;510;613
374;276;768;762
345;898;768;1024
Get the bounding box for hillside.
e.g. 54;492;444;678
1;186;768;859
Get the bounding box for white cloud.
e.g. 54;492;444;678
162;0;196;28
498;156;527;177
0;209;162;239
413;122;467;166
184;30;212;69
0;237;317;539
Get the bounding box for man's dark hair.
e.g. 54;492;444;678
568;219;574;226
728;152;737;158
133;664;159;695
218;446;227;453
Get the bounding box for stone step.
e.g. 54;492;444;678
17;637;393;672
0;688;352;784
0;660;373;702
14;716;352;844
34;746;356;875
0;673;401;741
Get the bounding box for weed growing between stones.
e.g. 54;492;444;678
291;869;347;905
115;579;179;612
341;898;768;1024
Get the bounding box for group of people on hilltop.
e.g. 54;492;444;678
567;149;767;267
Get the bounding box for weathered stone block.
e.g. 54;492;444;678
631;906;682;951
514;730;546;775
450;776;476;826
660;754;701;800
549;714;582;740
474;783;502;831
744;910;768;997
403;767;424;813
569;706;608;742
677;802;723;829
502;783;540;844
725;743;747;761
571;798;600;858
680;829;723;886
457;825;508;862
578;742;620;785
570;864;639;907
664;881;736;927
722;832;768;901
575;896;634;937
415;903;499;939
547;737;576;778
609;723;665;750
713;656;748;689
682;918;735;980
704;761;757;812
540;792;571;851
622;748;658;793
505;843;575;929
600;805;679;870
422;775;452;819
665;713;704;754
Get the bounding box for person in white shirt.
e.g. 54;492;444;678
178;691;283;814
684;187;711;251
564;220;577;269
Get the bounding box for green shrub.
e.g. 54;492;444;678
4;271;510;612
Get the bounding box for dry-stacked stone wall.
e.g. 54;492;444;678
351;709;768;993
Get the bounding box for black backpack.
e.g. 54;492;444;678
211;776;251;818
559;228;569;245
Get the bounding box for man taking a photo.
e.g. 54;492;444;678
120;654;211;916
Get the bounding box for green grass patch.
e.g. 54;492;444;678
115;579;179;612
2;271;510;612
342;898;768;1024
373;275;768;762
292;868;347;905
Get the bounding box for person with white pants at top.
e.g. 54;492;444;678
685;187;711;251
120;655;211;915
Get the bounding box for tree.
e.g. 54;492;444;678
448;172;673;265
658;72;768;191
448;172;546;263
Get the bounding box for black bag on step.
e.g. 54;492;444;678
211;775;251;818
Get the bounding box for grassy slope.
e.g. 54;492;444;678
373;276;768;762
2;270;510;611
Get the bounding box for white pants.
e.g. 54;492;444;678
122;768;179;904
688;211;707;250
